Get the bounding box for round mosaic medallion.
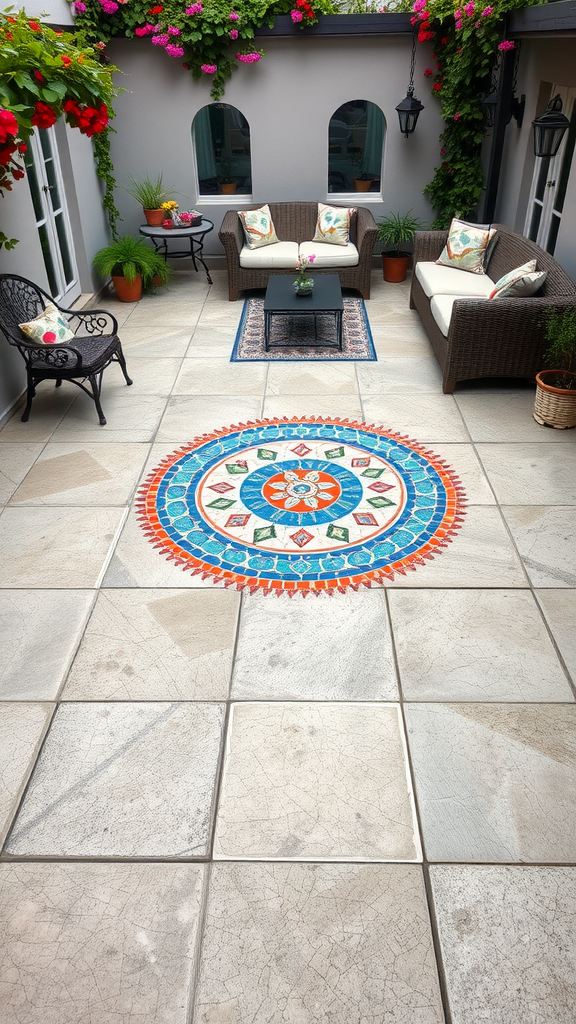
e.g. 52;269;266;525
137;417;466;594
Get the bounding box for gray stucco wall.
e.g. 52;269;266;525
105;34;443;253
495;37;576;281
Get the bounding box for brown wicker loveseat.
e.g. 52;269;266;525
219;202;377;301
410;224;576;393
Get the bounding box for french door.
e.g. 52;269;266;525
524;86;576;255
24;126;80;303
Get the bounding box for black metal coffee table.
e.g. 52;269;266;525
264;274;344;352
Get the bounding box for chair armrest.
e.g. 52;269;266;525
355;206;378;258
67;309;118;338
413;230;448;265
219;210;243;254
18;336;83;369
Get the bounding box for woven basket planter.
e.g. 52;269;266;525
534;370;576;429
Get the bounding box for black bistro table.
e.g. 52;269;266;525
139;219;214;284
264;274;344;352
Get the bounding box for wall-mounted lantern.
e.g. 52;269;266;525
396;31;424;138
533;94;570;158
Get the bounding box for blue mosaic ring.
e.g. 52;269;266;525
137;417;466;594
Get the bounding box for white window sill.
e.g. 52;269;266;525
197;195;254;204
327;192;383;203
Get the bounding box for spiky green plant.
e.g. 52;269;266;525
543;307;576;387
376;211;424;254
124;174;175;210
93;236;171;285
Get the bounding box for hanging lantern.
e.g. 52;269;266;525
396;89;425;137
396;30;424;138
533;94;570;158
482;91;499;130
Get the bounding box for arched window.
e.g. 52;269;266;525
193;103;252;198
328;100;385;194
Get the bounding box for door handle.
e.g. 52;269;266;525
546;180;556;187
42;185;54;192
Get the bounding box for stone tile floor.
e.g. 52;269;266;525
0;266;575;1024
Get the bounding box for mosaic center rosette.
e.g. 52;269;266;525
137;417;466;594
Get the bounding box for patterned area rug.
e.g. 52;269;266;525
230;298;376;361
137;418;466;595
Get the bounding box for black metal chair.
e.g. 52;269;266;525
0;274;132;425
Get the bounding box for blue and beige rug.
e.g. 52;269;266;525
137;417;466;595
230;298;376;361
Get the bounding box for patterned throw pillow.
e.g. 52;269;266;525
436;218;497;275
488;260;547;299
313;203;354;246
238;205;279;249
19;302;75;345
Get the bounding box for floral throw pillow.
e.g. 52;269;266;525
436;218;497;274
313;203;354;246
238;205;279;249
488;260;547;299
19;302;75;345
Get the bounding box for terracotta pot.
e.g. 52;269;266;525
143;208;165;226
220;182;237;195
354;178;373;192
534;369;576;429
112;274;142;303
382;252;410;283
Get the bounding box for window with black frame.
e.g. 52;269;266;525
193;103;252;197
328;100;385;194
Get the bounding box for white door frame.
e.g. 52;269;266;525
26;126;80;304
524;85;576;254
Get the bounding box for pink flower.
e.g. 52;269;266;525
291;9;303;21
455;8;461;16
152;33;169;44
229;10;239;19
200;63;217;72
481;5;493;13
424;67;433;76
229;28;238;38
168;25;180;33
464;2;474;15
498;39;515;50
185;2;202;12
412;0;426;10
135;22;155;34
165;43;184;55
410;14;418;24
99;0;118;12
454;112;461;120
455;19;463;29
237;52;261;63
73;1;87;12
308;254;316;263
440;147;446;155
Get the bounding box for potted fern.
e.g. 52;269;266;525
217;160;237;195
93;236;171;302
377;211;423;283
125;174;175;226
534;307;576;429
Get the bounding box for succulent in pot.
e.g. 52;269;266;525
377;211;424;282
125;174;176;226
534;307;576;429
93;236;171;302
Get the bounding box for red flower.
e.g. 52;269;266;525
31;101;57;129
18;143;27;153
0;108;19;143
424;68;433;76
29;20;40;30
418;29;434;40
441;36;449;43
0;143;17;166
34;70;45;81
12;168;25;179
61;55;72;66
148;4;163;11
432;82;442;91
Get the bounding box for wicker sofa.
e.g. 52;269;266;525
410;224;576;393
219;202;377;301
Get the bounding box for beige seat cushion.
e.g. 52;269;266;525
430;294;488;337
240;241;299;269
299;240;359;267
416;262;493;298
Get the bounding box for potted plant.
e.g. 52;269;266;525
377;211;424;283
218;161;237;195
534;307;576;429
125;174;175;226
353;172;377;193
93;236;171;302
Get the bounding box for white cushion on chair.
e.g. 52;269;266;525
299;240;359;267
240;241;299;268
416;262;493;298
430;294;488;337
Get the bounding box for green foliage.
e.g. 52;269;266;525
543;307;576;374
414;0;547;227
93;235;171;284
125;172;175;209
0;7;121;237
0;231;18;249
376;210;424;251
72;0;339;101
